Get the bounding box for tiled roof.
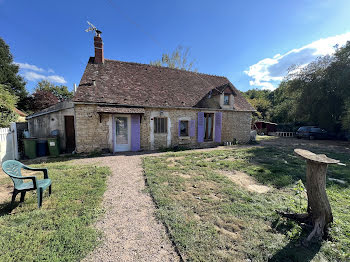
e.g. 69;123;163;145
96;106;145;114
26;101;74;119
73;58;255;112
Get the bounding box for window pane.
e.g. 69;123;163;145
180;120;188;136
160;118;163;132
116;117;128;144
224;95;229;105
208;115;212;139
154;117;167;133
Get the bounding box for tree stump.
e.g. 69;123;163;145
278;149;340;245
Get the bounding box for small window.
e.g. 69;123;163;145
154;117;167;133
224;94;230;105
204;113;214;141
180;120;189;136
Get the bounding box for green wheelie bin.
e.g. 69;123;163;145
47;137;60;156
23;138;37;159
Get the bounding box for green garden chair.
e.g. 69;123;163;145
2;160;52;208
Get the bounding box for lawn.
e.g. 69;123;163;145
0;160;110;262
143;141;350;261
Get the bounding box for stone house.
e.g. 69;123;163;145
27;101;75;152
29;33;255;153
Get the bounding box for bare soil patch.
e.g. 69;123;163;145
166;156;185;167
260;137;350;153
219;170;271;193
172;172;191;179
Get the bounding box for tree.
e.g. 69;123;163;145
0;37;28;110
150;45;197;71
0;84;18;127
245;42;350;134
31;90;59;112
35;80;73;101
282;44;350;132
242;89;272;121
342;99;350;131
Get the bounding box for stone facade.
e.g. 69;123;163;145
75;104;112;153
74;104;252;153
28;107;74;151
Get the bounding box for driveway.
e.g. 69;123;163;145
75;154;180;262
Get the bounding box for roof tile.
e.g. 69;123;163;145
73;58;254;111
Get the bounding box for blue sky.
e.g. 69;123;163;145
1;0;350;93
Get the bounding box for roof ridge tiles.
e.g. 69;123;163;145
100;58;228;79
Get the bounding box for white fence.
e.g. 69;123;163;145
269;132;295;137
0;123;18;164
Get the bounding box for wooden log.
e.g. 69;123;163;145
278;149;339;244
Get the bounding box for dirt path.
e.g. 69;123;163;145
75;155;179;262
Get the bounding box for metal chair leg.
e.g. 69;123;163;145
37;188;43;208
11;190;18;206
20;191;26;202
49;185;52;196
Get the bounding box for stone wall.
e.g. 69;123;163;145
140;108;252;150
28;107;74;151
74;104;252;152
75;104;112;153
221;111;252;143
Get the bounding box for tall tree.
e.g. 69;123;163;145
31;90;59;112
0;84;18;127
242;89;272;121
35;80;73;101
0;37;28;110
150;45;197;71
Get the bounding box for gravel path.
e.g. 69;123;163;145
75;154;179;262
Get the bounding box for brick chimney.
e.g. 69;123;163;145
94;32;104;64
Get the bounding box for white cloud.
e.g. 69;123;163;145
22;71;46;81
22;71;67;84
244;32;350;90
15;62;45;72
15;62;66;84
46;75;66;84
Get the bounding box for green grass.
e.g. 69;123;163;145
0;161;110;262
256;135;279;141
143;144;350;261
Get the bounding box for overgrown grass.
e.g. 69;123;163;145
0;161;109;262
143;144;350;261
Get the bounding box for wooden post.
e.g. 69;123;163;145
278;149;340;244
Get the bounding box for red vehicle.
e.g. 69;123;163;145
253;121;277;135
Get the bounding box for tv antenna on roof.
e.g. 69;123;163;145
85;21;102;36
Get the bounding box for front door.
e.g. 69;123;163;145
64;116;76;153
115;115;131;152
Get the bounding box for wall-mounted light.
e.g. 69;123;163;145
160;111;164;116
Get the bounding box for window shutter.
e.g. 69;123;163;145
131;115;141;151
178;120;181;137
197;112;204;142
112;116;116;152
189;120;195;137
214;112;222;143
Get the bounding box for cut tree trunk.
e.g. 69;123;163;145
278;149;340;245
304;160;333;242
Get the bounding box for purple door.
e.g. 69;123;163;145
131;114;141;151
197;112;204;142
214;112;222;142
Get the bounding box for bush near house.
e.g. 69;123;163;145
143;144;349;261
0;161;109;261
0;84;19;128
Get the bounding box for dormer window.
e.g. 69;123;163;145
224;94;230;105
